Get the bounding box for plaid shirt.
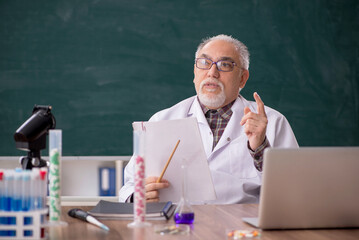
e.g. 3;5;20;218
200;101;234;150
199;99;269;171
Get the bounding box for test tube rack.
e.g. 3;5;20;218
0;208;47;239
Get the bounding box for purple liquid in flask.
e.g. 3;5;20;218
174;212;195;224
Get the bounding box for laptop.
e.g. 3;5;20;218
243;147;359;229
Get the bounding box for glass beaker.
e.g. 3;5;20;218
173;159;194;224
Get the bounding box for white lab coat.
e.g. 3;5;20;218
119;95;298;204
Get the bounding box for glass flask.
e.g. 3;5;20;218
173;159;195;224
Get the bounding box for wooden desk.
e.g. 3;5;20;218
47;204;359;240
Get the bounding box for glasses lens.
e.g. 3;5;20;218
196;58;212;69
217;61;234;72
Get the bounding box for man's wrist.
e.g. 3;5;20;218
248;137;270;171
248;137;269;154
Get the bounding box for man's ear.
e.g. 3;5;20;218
239;69;249;88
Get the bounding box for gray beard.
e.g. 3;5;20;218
198;78;226;109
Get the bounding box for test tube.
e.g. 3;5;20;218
13;168;22;212
13;169;23;237
30;168;39;210
22;170;32;211
39;168;47;210
49;130;62;222
39;168;48;229
128;129;151;228
0;170;3;207
4;170;15;236
39;168;47;209
22;170;33;236
0;170;6;237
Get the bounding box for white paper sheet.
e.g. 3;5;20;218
133;117;216;203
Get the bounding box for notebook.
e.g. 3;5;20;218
88;200;175;220
243;147;359;229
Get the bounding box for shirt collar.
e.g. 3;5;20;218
198;97;234;121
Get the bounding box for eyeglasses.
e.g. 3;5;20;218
195;58;238;72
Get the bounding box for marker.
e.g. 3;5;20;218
68;208;109;231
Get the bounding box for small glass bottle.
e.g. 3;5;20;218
174;159;195;224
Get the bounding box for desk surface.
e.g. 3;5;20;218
48;204;359;240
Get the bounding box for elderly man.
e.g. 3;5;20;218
119;34;298;204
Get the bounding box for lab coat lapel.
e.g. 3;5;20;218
188;97;208;126
188;98;213;158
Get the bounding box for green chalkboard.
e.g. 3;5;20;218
1;0;358;156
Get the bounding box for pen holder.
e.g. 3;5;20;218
128;129;151;228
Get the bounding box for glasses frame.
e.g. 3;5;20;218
195;58;238;72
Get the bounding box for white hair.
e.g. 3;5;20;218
195;34;250;70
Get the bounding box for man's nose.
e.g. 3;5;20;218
207;63;220;78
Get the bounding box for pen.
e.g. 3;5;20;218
68;208;109;231
157;140;180;183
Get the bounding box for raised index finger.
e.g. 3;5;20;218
254;92;266;117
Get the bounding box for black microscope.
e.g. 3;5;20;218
14;105;56;169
